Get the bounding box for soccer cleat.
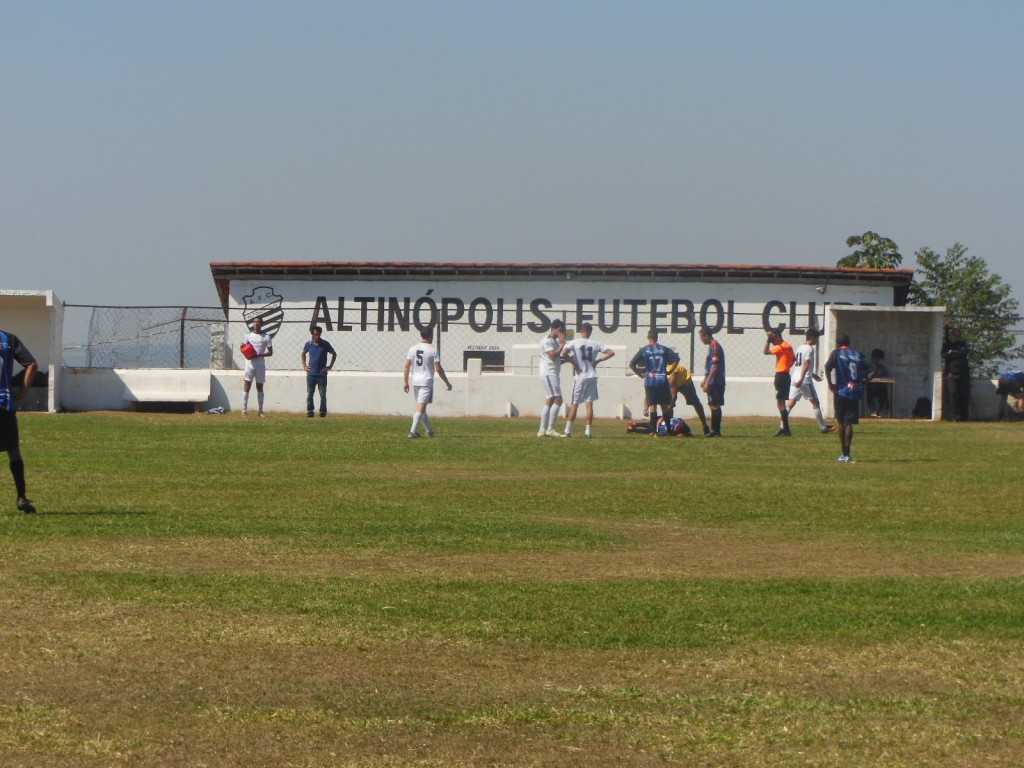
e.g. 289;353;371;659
427;431;435;438
584;433;592;439
307;413;315;418
538;430;547;437
17;498;36;514
836;454;850;463
408;432;421;439
242;409;248;417
544;429;564;438
821;425;838;434
775;429;791;437
704;431;721;438
259;412;266;418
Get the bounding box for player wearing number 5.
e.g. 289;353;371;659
560;322;615;439
403;328;452;438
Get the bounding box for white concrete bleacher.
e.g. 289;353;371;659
118;369;211;411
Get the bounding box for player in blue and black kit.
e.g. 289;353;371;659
699;327;725;437
629;329;680;436
996;370;1024;420
1;329;39;513
824;333;867;463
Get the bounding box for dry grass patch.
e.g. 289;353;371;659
3;414;1024;766
3;588;1024;767
10;522;1024;581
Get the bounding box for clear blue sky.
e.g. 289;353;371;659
4;2;1023;319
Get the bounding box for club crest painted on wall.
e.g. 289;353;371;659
242;286;284;337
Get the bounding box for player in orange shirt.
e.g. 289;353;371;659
764;329;796;436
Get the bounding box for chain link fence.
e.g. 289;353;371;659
65;306;227;369
64;303;1024;376
66;303;845;376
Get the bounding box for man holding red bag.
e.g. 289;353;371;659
241;316;273;417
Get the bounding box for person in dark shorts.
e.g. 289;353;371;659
764;329;795;436
629;329;680;436
1;329;39;513
699;327;725;437
941;328;971;421
668;361;710;436
824;333;867;464
996;370;1024;421
865;348;890;418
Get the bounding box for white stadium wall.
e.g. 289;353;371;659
218;274;901;379
49;262;996;419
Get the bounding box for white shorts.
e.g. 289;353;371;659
539;373;562;400
788;378;820;403
571;377;599;405
243;360;266;384
413;383;434;405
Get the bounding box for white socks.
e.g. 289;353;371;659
813;407;826;430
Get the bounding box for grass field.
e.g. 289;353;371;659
2;411;1023;767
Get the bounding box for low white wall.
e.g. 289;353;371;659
59;365;1016;422
58;365;828;420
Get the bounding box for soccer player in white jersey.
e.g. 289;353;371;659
241;316;273;417
403;328;452;438
560;322;615;438
537;318;567;437
785;328;837;434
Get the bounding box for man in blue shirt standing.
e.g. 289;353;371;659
629;329;680;436
301;326;337;418
1;329;38;513
824;333;867;463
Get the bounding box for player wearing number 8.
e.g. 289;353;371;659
824;333;867;463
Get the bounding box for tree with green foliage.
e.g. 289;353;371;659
838;231;903;269
907;243;1023;376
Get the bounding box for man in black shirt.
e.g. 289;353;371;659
1;330;38;513
941;328;970;421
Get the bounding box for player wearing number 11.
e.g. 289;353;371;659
403;328;452;438
560;322;615;438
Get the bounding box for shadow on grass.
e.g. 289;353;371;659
27;509;154;517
